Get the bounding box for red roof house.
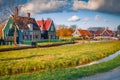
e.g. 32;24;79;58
72;29;92;38
37;19;57;39
94;29;114;36
37;19;52;31
94;29;114;40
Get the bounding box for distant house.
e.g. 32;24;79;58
2;7;41;44
72;29;91;38
37;19;57;39
88;27;105;36
94;29;114;39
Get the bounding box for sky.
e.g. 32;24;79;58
0;0;120;30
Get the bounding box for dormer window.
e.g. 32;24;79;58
28;23;33;31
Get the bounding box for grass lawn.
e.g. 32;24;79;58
37;41;66;46
1;51;120;80
0;46;17;49
0;41;120;76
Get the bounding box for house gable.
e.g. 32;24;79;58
78;30;91;37
48;21;56;32
95;29;114;37
37;19;52;31
3;18;15;38
37;19;58;39
102;31;109;36
72;30;80;37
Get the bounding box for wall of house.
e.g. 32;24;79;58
102;31;110;36
48;22;56;39
19;30;41;43
3;18;19;44
72;30;80;37
3;18;14;39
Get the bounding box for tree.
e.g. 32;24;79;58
0;23;5;39
56;27;74;37
0;0;25;45
0;0;25;23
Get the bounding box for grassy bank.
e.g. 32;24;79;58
0;41;120;76
0;46;16;49
1;52;120;80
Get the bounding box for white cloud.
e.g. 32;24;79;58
94;15;100;21
20;0;68;13
67;15;80;22
71;0;120;14
72;0;104;11
71;0;87;10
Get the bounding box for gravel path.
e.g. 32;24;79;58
77;67;120;80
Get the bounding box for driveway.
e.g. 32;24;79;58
78;67;120;80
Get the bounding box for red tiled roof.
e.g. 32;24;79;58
37;20;52;31
106;30;114;35
78;30;91;37
95;30;114;36
94;30;103;35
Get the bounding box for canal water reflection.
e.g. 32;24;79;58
76;50;120;68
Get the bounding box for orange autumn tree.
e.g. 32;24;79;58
0;23;5;39
56;27;74;37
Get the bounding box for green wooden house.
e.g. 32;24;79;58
2;7;41;44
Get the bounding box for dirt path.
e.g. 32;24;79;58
78;67;120;80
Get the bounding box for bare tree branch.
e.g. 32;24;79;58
0;0;25;23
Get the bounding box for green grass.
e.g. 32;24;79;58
1;52;120;80
37;41;66;46
0;46;16;49
22;39;65;45
0;41;120;76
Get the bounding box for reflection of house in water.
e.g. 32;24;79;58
1;7;41;44
37;19;58;39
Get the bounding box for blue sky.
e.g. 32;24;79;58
33;10;120;30
0;0;120;30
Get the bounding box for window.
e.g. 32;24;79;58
30;35;32;40
23;32;28;40
34;32;38;39
51;25;54;31
9;24;13;29
30;32;33;40
28;23;33;31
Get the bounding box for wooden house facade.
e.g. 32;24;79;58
72;29;92;39
94;29;114;39
2;7;41;44
37;19;58;39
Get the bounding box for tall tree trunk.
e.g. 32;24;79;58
13;15;17;46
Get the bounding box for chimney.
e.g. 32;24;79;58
14;7;18;17
27;12;30;19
